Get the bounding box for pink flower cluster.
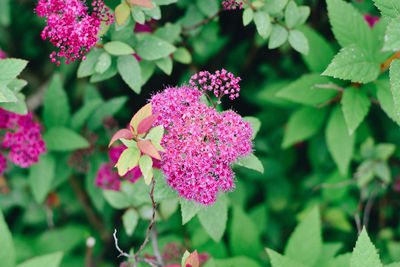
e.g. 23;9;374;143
95;145;161;191
150;86;253;205
222;0;243;10
0;48;6;59
35;0;114;66
189;69;241;101
0;108;46;175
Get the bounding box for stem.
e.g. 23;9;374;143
182;9;222;32
151;226;163;266
381;51;400;73
363;187;378;230
204;92;216;107
243;0;256;10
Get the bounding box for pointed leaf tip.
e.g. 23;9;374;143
137;139;161;160
109;129;135;147
137;113;159;134
130;103;152;132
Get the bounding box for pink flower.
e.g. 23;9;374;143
364;14;380;28
189;69;241;101
95;145;161;191
0;108;46;168
35;0;114;65
150;86;253;205
0;49;6;59
0;154;7;176
222;0;243;10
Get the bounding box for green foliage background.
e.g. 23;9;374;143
1;0;400;266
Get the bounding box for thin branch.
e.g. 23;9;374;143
182;9;222;32
381;50;400;73
151;226;163;266
354;188;366;235
243;0;256;10
363;187;378;230
313;177;356;191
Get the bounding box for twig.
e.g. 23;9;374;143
354;188;366;235
313;177;356;191
85;237;96;267
381;51;400;73
363;187;378;230
182;9;222;32
243;0;256;10
151;226;163;266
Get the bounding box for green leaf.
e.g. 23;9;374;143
230;206;262;258
44;127;90;152
341;87;371;135
254;11;271;39
264;0;288;14
0;58;28;91
146;125;164;143
173;47;192;64
77;49;103;78
326;107;355;175
350;228;383;267
88;96;128;130
17;252;63;267
243;116;261;138
284;1;309;29
0;86;17;103
243;8;254;26
139;154;153;185
70;99;103;130
180;198;201;224
43;74;70;128
103;190;131;209
0;209;15;267
116;147;141;176
117;55;142;94
115;2;130;26
267;249;307;267
29;154;56;203
268;25;288;49
198;195;228;242
383;18;400;51
136;36;176;60
276;73;337;105
326;0;373;48
299;26;336;73
153;23;182;44
373;0;400;18
95;52;112;74
122;208;139;236
0;92;27;115
390;60;400;122
104;41;135;55
236;153;264;173
376;80;400;125
282;106;327;148
322;45;380;83
196;0;218;17
155;57;173;75
215;257;262;267
285;206;322;266
374;161;391;183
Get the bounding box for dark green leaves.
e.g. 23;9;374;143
136;36;176;60
43;74;70;128
198;195;228;242
43;127;90;151
29;154;56;203
0;210;15;267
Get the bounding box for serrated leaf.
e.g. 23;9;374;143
269;25;288;49
117;55;142;94
237;153;264;173
44;127;90;151
122;208;139;236
17;252;63;267
326;107;355;175
266;249;307;267
390;60;400;121
276;73;337;105
282;106;327;148
254;11;271;39
180;198;201;224
104;41;135;56
243;8;254;26
29;154;56;203
383;18;400;51
136;36;176;60
198;195;228;242
373;0;400;18
341;87;371;135
285;206;322;266
288;30;309;54
115;147;141;176
350;228;383;267
0;209;15;267
43;74;70;128
326;0;373;49
322;45;380;83
376;80;400;125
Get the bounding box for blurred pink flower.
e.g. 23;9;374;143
364;14;380;28
0;49;6;59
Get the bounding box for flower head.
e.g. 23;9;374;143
0;108;46;168
35;0;114;65
150;86;253;205
222;0;243;10
189;69;241;101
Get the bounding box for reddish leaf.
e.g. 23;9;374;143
130;0;155;9
137;140;161;160
137;113;159;134
130;103;152;133
109;129;134;147
184;250;199;267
